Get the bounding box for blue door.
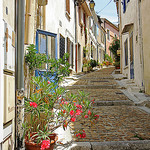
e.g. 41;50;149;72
130;32;134;79
35;29;57;81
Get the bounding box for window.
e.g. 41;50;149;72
97;25;99;36
66;0;70;14
91;42;93;58
107;29;110;41
123;0;126;13
124;38;128;66
67;37;70;63
60;34;65;59
70;42;74;68
89;17;91;28
101;30;105;44
36;30;57;59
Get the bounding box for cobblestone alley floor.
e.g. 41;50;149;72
65;67;150;143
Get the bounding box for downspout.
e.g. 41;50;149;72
15;0;25;149
74;0;78;72
119;0;123;73
104;20;107;60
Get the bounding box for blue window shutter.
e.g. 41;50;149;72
127;0;130;3
123;0;126;13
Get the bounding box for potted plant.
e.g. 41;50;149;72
24;45;99;150
23;76;99;150
114;61;120;69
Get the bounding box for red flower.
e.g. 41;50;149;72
71;118;76;122
91;99;95;103
94;115;99;120
84;115;88;118
29;102;33;106
76;104;82;109
41;140;50;150
81;133;86;138
70;110;74;116
88;110;91;115
83;129;85;132
65;101;68;105
29;102;37;108
61;101;64;105
32;102;37;108
76;109;81;115
47;81;50;84
63;110;66;113
74;103;76;106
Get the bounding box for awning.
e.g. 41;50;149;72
121;23;134;34
82;2;92;16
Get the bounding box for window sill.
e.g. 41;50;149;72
65;11;71;21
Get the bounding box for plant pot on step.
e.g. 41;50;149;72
25;133;58;150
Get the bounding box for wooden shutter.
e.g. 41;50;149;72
66;0;70;14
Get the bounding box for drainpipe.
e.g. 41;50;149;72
15;0;25;149
104;20;107;60
74;0;78;72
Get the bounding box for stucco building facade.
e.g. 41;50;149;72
115;0;144;90
101;18;119;58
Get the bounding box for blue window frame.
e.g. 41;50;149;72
36;29;57;59
123;0;126;13
35;29;58;81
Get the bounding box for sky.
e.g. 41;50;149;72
94;0;118;24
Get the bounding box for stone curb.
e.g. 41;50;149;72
90;140;150;150
66;140;150;150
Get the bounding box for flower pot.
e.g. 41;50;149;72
25;133;58;150
83;67;88;72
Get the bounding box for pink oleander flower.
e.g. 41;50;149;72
84;115;88;118
29;102;37;108
61;101;64;105
94;114;99;120
91;99;95;103
76;104;82;109
32;102;37;108
70;110;74;116
41;140;50;150
76;133;81;138
29;102;33;106
81;133;86;138
71;117;76;122
47;81;50;84
74;103;76;106
76;109;81;115
65;101;68;105
88;110;91;115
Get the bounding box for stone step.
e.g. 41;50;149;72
93;100;134;106
66;84;119;89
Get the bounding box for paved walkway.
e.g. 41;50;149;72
55;67;150;150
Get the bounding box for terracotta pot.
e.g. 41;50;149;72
25;133;58;150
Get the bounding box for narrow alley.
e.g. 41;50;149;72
62;67;150;149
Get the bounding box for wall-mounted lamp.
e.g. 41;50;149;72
89;0;95;11
76;0;95;10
